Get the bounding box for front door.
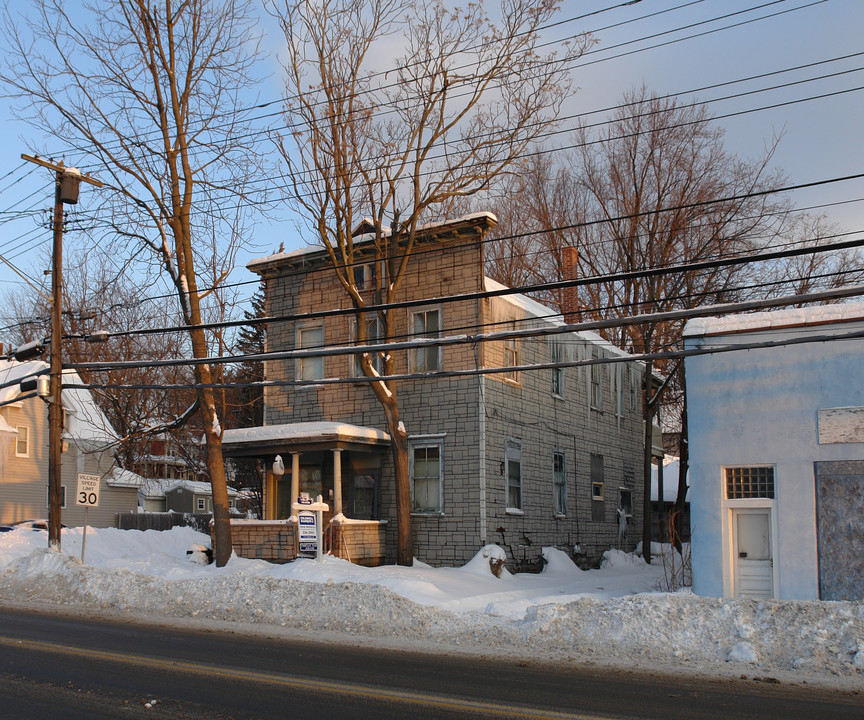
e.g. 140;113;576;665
732;508;774;598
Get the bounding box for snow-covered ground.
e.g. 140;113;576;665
0;526;862;690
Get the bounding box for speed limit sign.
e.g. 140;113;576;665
76;473;101;507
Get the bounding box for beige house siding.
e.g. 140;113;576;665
0;382;137;528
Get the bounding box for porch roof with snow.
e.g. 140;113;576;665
221;421;390;458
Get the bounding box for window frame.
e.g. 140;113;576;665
590;350;602;409
296;322;325;381
409;435;445;515
618;488;633;518
15;425;29;458
351;313;384;376
505;438;523;513
550;338;564;397
503;332;520;384
724;465;776;500
410;306;442;373
553;450;567;517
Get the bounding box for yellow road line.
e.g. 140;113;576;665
0;634;613;720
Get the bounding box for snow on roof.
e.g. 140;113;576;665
222;421;390;447
60;369;118;448
107;467;147;489
483;277;633;358
165;480;239;497
247;212;498;270
683;300;864;337
0;360;46;404
0;360;117;447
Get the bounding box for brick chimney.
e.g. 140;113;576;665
561;246;580;324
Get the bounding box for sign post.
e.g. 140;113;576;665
75;473;101;563
291;493;329;561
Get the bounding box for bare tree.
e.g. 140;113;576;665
487;87;791;559
0;249;193;472
272;0;588;565
1;0;263;565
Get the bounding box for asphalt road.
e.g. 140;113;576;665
0;607;860;719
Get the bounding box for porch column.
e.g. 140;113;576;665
332;449;343;515
289;452;300;520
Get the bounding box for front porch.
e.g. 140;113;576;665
221;422;391;565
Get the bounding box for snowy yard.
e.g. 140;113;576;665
0;526;862;690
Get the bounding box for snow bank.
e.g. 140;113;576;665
0;527;862;688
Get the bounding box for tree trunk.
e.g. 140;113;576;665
381;398;412;566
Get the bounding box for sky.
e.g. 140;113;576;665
0;0;861;336
0;525;862;689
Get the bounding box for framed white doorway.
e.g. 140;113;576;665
732;507;774;599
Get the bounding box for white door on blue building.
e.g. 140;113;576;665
732;508;774;598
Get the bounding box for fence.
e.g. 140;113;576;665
115;511;214;533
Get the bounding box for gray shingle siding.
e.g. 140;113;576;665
253;219;645;567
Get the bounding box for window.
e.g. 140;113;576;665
353;314;383;375
506;439;522;511
46;486;66;509
630;367;639;412
504;333;520;383
591;453;604;521
15;426;29;457
551;338;564;396
590;350;602;409
725;466;775;499
410;439;443;513
296;324;324;381
411;308;440;372
353;263;375;291
196;497;206;512
553;451;566;516
618;488;633;518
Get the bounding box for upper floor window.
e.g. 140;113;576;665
725;466;775;499
353;263;375;291
410;308;440;373
590;350;602;409
15;426;29;457
296;323;324;381
551;338;564;397
504;330;520;384
353;314;383;376
410;439;443;514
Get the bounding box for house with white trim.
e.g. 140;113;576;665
684;301;864;600
0;360;141;527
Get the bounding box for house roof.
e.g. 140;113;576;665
683;300;864;338
247;212;498;272
483;277;637;360
107;467;148;489
0;360;117;448
165;480;240;497
222;421;391;457
137;477;240;499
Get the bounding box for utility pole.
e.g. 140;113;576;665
21;154;102;552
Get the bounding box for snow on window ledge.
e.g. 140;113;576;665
505;508;524;516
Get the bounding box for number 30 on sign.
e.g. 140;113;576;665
76;473;101;507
